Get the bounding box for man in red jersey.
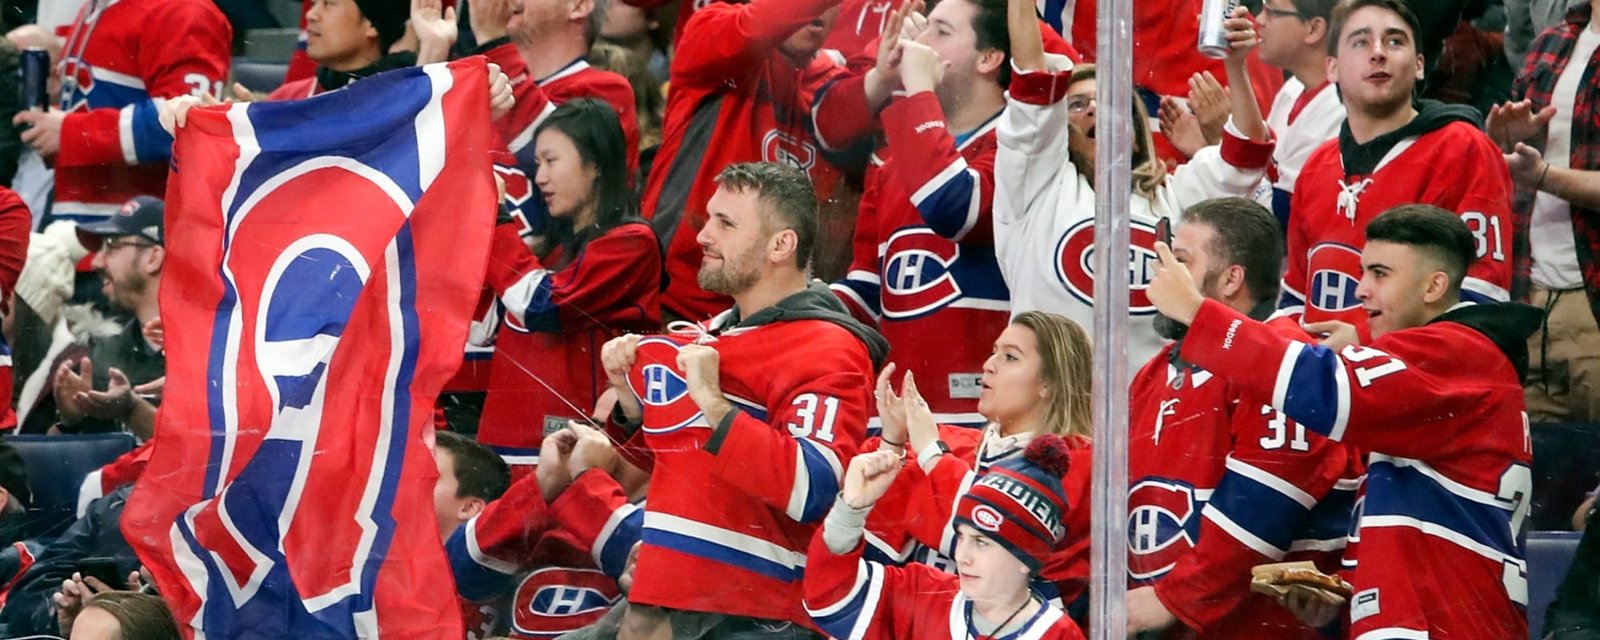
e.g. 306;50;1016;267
1151;204;1537;640
641;0;849;322
1126;197;1360;639
1277;0;1513;338
601;163;887;637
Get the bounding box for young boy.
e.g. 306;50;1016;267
804;435;1084;639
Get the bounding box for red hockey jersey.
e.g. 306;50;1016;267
0;190;29;431
803;535;1084;640
824;93;1008;424
55;0;231;221
642;0;848;321
1127;317;1360;639
475;220;662;455
485;44;639;185
614;286;878;628
446;468;636;638
1181;299;1534;640
1281;118;1514;333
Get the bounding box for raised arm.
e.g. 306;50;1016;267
1008;0;1045;72
1220;6;1269;143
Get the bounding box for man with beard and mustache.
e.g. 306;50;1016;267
49;196;166;435
1125;197;1362;639
598;162;888;638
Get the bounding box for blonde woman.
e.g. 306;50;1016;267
996;0;1276;368
865;311;1095;612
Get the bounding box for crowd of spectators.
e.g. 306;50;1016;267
0;0;1592;636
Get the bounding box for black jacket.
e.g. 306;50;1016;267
0;485;137;636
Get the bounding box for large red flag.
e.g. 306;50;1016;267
122;58;496;638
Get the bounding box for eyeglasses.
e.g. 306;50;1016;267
103;237;156;250
1260;5;1305;19
1066;96;1096;114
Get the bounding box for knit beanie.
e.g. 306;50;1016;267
14;232;75;326
952;434;1072;573
353;0;410;51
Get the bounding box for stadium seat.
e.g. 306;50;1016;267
1527;530;1583;640
233;58;290;95
239;28;300;62
1;433;137;535
1530;422;1600;530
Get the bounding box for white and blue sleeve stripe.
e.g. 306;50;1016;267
1203;457;1319;559
446;516;518;602
788;438;845;523
592;502;643;580
1271;341;1354;441
1461;276;1509;303
831;276;882;323
500;269;559;332
121;99;176;165
804;558;887;640
1277;279;1307;315
641;512;809;582
910;157;983;241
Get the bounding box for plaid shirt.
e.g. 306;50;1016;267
1510;3;1600;326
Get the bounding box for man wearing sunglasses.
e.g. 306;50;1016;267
49;196;167;436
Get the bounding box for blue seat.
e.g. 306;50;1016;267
1530;422;1600;531
1;433;137;534
1527;530;1583;640
233;58;290;94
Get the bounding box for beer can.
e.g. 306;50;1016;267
20;47;50;111
1197;0;1238;59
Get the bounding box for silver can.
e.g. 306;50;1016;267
1197;0;1238;59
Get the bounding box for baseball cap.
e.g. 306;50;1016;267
76;196;165;251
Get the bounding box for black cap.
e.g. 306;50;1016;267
354;0;410;51
76;195;164;251
0;442;31;509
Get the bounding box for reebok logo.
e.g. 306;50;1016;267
1351;588;1379;622
1222;319;1241;350
914;120;945;134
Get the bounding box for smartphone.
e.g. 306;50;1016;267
544;415;576;438
1155;217;1173;248
77;557;127;590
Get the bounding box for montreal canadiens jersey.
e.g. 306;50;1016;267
1181;300;1532;640
804;536;1084;640
1281;122;1513;332
994;55;1275;368
1127;322;1361;639
616;304;874;629
643;0;847;321
55;0;231;221
1265;78;1343;229
474;220;662;455
827;92;1009;424
446;469;636;639
0;190;28;432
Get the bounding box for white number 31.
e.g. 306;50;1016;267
787;393;840;443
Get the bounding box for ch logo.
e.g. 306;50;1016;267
641;364;683;405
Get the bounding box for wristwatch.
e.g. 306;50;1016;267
917;440;950;470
